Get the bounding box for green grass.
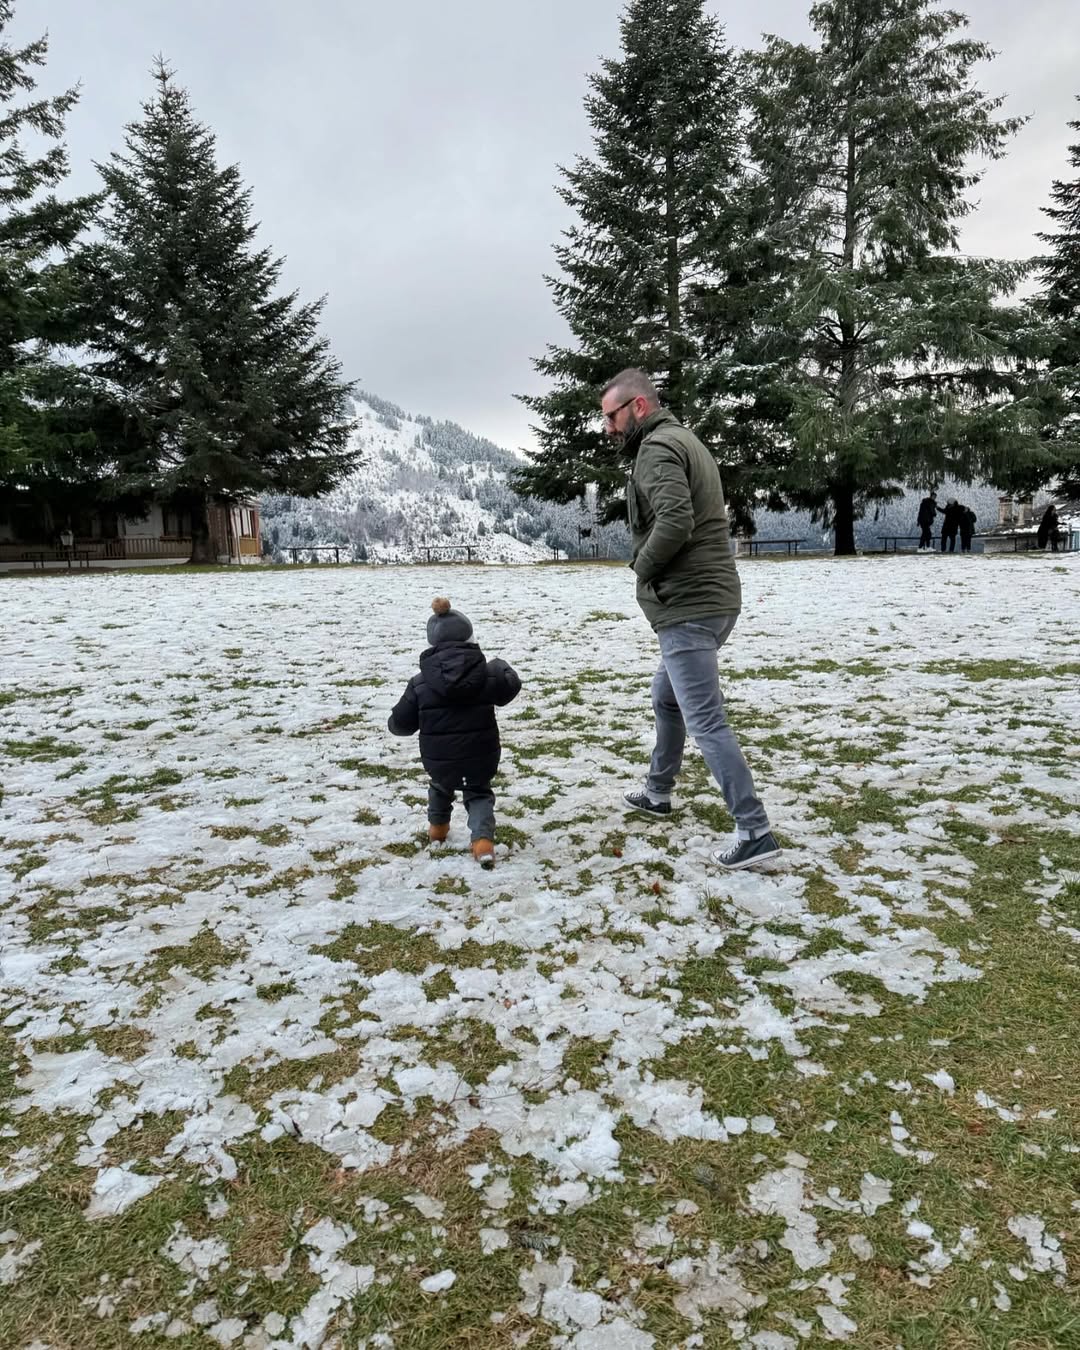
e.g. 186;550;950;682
921;657;1080;682
3;735;83;761
71;767;185;822
141;926;246;981
337;757;413;780
0;684;83;708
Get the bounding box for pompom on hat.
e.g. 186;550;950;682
426;597;474;645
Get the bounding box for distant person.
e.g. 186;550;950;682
916;491;940;550
940;498;963;553
388;597;520;868
600;367;779;871
958;504;977;553
1037;503;1061;552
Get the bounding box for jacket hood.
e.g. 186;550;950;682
420;641;488;702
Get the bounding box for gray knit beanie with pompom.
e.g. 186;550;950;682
426;596;474;645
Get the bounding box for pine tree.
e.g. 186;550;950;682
745;0;1056;554
513;0;745;521
1035;102;1080;500
0;1;101;539
88;62;356;559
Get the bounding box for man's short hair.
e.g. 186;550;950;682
603;368;659;406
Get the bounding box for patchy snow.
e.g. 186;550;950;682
848;1234;874;1262
289;1219;376;1346
974;1091;1024;1123
747;1166;833;1272
1007;1215;1067;1277
0;1137;60;1193
160;1224;230;1281
906;1220;978;1283
923;1069;956;1095
1;552;1078;1341
815;1303;858;1341
667;1242;768;1324
519;1254;654;1343
419;1268;456;1294
84;1165;163;1219
0;1231;42;1286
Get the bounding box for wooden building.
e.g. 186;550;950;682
0;498;262;571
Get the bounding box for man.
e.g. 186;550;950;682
916;492;939;550
958;504;977;553
1037;502;1061;552
940;498;963;553
600;368;779;871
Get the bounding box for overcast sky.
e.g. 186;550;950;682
16;0;1080;453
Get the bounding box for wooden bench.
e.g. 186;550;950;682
289;545;344;564
746;537;806;556
880;533;1071;554
24;549;93;570
419;544;478;563
878;535;933;552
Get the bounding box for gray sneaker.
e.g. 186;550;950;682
623;789;672;817
713;832;782;870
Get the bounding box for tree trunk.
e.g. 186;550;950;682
833;117;860;561
665;148;683;412
188;496;213;563
832;484;857;556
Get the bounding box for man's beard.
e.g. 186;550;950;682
618;410;640;447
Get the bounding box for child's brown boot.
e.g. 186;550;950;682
428;823;449;843
471;839;495;869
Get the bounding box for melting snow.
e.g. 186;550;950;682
2;554;1077;1339
1007;1215;1068;1277
84;1165;163;1219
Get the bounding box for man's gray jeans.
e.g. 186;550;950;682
647;615;770;839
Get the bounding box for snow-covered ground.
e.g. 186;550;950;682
1;553;1078;1348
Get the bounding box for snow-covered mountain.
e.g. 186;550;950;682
260;392;629;564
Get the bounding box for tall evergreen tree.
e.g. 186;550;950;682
0;0;101;539
513;0;745;521
1035;102;1080;500
745;0;1056;554
88;62;356;559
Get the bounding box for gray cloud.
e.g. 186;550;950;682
19;0;1080;452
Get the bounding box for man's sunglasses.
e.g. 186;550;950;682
602;396;636;424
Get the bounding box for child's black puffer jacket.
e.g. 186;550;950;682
388;641;520;784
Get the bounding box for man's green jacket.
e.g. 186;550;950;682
624;408;741;629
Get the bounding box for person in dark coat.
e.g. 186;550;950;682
388;597;520;868
916;492;939;550
958;505;977;552
940;499;963;552
1037;503;1061;552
